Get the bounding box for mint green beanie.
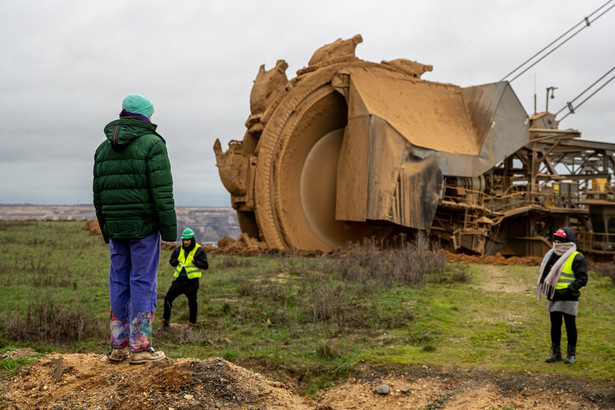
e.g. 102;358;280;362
122;94;154;118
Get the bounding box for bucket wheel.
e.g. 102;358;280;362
253;66;391;251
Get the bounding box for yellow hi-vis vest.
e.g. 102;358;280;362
174;244;202;279
555;251;581;290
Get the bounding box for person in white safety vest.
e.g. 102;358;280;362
537;227;588;364
158;228;209;333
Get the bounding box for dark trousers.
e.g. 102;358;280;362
550;311;577;347
162;279;199;324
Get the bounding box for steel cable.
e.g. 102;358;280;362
501;0;615;82
557;69;615;120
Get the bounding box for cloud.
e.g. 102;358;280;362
1;0;614;205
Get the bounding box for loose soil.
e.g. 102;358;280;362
2;349;614;409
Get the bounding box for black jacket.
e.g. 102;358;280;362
169;241;209;283
541;252;588;301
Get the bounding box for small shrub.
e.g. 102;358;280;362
302;277;341;323
217;256;254;269
276;258;301;275
336;232;446;288
236;280;257;297
259;280;292;305
316;339;341;360
593;262;615;285
2;297;106;346
334;362;351;376
446;263;470;283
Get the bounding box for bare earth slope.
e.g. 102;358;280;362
3;350;614;409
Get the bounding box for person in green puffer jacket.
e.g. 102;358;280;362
93;94;177;365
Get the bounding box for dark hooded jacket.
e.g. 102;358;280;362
93;117;177;243
169;237;209;284
541;252;588;301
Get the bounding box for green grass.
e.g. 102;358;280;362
0;220;614;395
0;347;38;375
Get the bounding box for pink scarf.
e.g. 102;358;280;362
536;242;576;300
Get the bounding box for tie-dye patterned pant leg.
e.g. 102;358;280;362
108;232;160;352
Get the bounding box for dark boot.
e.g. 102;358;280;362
157;318;169;332
564;346;576;364
545;344;563;363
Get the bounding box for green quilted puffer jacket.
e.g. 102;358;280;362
93;117;177;243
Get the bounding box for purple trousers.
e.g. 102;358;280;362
108;232;160;352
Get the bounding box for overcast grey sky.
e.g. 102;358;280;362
1;0;613;206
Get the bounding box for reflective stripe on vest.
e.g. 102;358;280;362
174;243;202;279
555;251;580;290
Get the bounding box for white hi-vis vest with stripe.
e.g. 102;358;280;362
174;244;203;279
555;251;581;290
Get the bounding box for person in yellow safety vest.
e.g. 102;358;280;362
537;227;588;365
158;228;209;333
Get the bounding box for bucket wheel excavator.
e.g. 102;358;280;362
214;35;615;257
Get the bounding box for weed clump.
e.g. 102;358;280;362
3;297;106;346
593;261;615;285
216;256;254;270
316;339;341;360
336;232;448;289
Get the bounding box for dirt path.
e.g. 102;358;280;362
2;350;613;409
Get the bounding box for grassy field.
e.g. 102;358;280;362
0;220;614;394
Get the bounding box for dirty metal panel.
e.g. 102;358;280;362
413;82;529;177
335;89;370;222
341;68;482;156
392;156;442;230
336;112;442;229
336;69;528;179
364;115;415;222
365;116;442;229
464;82;529;170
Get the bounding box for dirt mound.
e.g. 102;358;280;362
84;219;101;237
3;351;613;409
206;233;272;256
442;250;542;266
3;352;315;409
